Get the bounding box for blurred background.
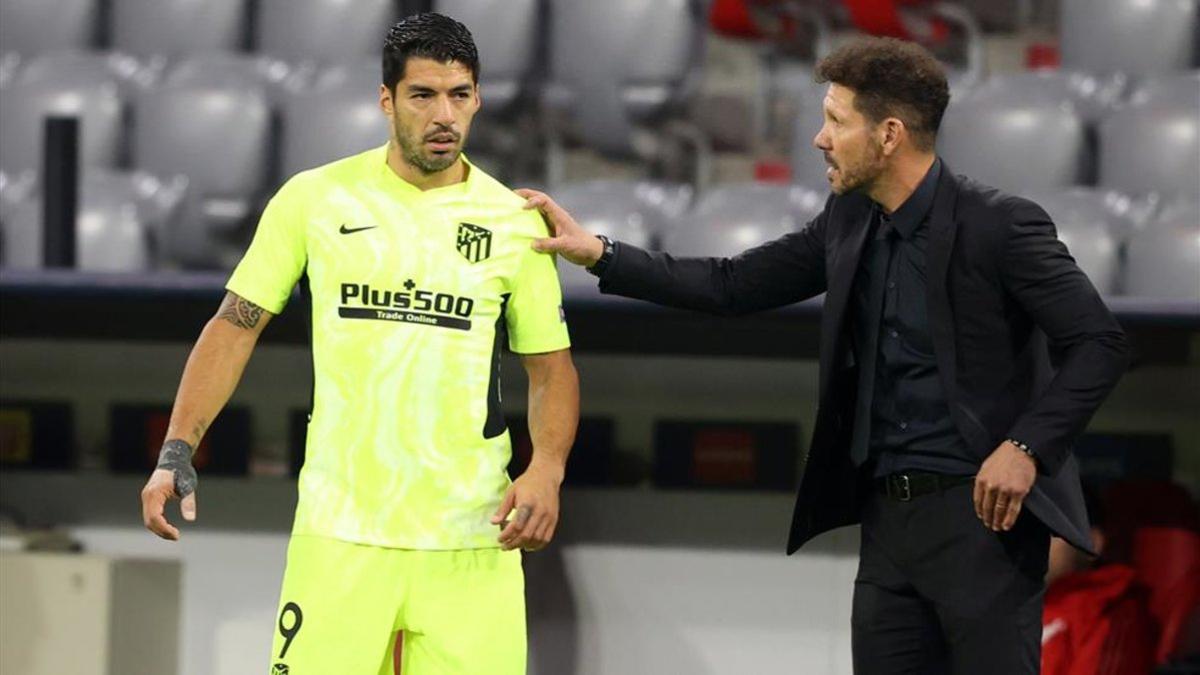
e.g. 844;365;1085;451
0;0;1197;673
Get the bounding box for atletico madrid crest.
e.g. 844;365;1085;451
456;222;492;263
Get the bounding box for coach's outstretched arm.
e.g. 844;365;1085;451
518;189;829;316
140;291;273;540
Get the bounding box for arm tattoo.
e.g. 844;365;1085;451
218;293;265;330
156;438;198;497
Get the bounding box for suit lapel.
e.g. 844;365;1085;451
818;199;874;397
926;168;961;409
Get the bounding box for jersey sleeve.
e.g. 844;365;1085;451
225;176;309;314
506;220;571;354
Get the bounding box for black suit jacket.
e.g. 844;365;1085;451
597;167;1129;554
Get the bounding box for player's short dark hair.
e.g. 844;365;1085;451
815;37;949;151
382;13;480;92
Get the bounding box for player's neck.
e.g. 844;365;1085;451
385;142;468;191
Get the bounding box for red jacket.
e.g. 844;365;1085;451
1042;564;1157;675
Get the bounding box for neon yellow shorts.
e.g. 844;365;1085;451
267;535;526;675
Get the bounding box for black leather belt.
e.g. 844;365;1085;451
875;472;974;502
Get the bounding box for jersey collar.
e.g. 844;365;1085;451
376;143;475;199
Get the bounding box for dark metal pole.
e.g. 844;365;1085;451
42;116;79;268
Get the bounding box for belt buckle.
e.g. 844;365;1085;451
892;474;912;502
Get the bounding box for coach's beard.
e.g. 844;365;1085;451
829;141;887;196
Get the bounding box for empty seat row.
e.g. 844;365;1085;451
792;70;1200;200
0;0;394;64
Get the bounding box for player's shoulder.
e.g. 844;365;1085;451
277;146;380;197
466;161;547;233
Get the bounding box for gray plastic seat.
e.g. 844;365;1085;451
136;59;271;198
112;0;245;61
0;169;185;271
0;0;96;57
1022;189;1124;294
980;70;1126;124
551;180;691;299
0;53;124;174
1123;205;1200;299
545;0;703;158
1061;0;1197;79
134;59;271;266
939;77;1087;193
163;51;296;105
1128;71;1200;108
282;61;390;177
257;0;395;65
789;84;833;191
664;183;824;257
1099;94;1200;198
434;0;537;117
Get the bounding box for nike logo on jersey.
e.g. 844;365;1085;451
339;224;378;234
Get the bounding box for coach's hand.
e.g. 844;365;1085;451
516;188;604;268
141;439;198;540
974;441;1037;532
492;461;564;552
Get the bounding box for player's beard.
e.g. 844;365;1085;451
829;137;886;195
393;115;462;175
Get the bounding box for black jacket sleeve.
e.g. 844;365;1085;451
1001;198;1130;475
597;198;832;316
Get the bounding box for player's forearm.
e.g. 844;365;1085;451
165;317;260;447
525;354;579;481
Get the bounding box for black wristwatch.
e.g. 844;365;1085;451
586;234;616;277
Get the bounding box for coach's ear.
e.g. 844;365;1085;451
879;117;906;157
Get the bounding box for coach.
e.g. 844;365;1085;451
522;37;1129;674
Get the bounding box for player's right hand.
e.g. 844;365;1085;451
517;188;605;267
141;467;197;541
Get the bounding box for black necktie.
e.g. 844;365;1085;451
850;216;895;466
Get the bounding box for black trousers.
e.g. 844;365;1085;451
851;479;1050;675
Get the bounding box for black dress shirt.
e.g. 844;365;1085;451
850;158;976;477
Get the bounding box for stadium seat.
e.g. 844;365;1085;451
434;0;538;118
789;85;832;191
544;0;708;185
281;61;389;178
1022;189;1125;294
982;70;1124;124
134;58;272;267
1129;70;1200;108
0;0;96;57
1123;204;1200;299
0;53;125;175
1061;0;1198;79
256;0;396;65
664;183;824;258
938;76;1087;193
162;52;296;105
1099;91;1200;198
550;180;689;299
112;0;246;61
0;169;184;271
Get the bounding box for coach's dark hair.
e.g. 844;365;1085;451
815;37;949;151
382;13;480;92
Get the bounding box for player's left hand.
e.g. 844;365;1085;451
492;461;564;552
974;441;1037;532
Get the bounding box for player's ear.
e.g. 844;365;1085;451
380;84;394;115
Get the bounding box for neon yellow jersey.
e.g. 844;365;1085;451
226;146;570;550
